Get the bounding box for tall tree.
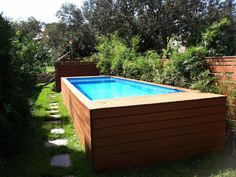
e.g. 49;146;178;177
13;17;43;40
82;0;236;54
42;22;69;58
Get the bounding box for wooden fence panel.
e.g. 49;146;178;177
55;61;99;91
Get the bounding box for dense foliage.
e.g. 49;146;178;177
96;34;218;92
30;0;235;60
202;18;235;56
83;0;236;55
0;15;51;156
41;3;97;59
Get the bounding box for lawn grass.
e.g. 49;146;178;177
3;83;236;177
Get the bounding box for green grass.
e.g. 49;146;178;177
46;66;55;73
3;83;236;177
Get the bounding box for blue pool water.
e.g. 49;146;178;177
68;77;184;101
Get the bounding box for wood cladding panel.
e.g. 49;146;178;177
209;66;236;73
55;61;99;91
94;139;223;164
94;143;224;170
93;113;225;137
61;77;226;171
93;127;225;157
61;81;92;157
206;56;236;83
91;96;226;170
93;122;225;148
93;105;226;128
91;97;226;119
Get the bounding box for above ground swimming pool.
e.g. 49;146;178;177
67;76;183;101
61;76;226;171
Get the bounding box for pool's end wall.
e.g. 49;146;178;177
55;61;99;92
61;77;226;171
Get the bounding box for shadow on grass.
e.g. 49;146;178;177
39;138;236;177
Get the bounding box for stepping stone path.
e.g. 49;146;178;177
45;139;67;147
50;128;65;134
45;93;72;173
48;93;57;98
50;154;71;167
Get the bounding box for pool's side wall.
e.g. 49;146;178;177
61;80;93;160
91;98;226;170
61;78;226;171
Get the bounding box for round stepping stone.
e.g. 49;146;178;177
50;105;59;110
50;128;65;134
47;110;59;114
50;103;58;106
50;114;61;118
45;139;67;147
48;93;57;96
49;95;57;98
50;154;71;167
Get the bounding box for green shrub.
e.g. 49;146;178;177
140;51;161;82
95;34;218;93
12;31;51;77
191;70;219;93
123;56;146;79
96;34;162;81
154;61;177;85
0;15;51;156
201;18;232;56
96;34;139;75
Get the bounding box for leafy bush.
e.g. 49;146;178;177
96;34;162;81
123;56;146;79
12;31;51;77
96;34;138;75
201;18;232;56
95;34;218;92
0;15;51;156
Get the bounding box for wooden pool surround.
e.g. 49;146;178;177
61;76;226;171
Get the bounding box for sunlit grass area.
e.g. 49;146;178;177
3;83;236;177
46;66;55;73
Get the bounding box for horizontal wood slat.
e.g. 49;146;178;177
55;61;99;91
207;56;236;83
93;121;225;148
93;113;225;138
94;143;224;170
61;81;92;157
93;129;225;157
93;105;226;128
209;66;236;73
91;97;226;119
